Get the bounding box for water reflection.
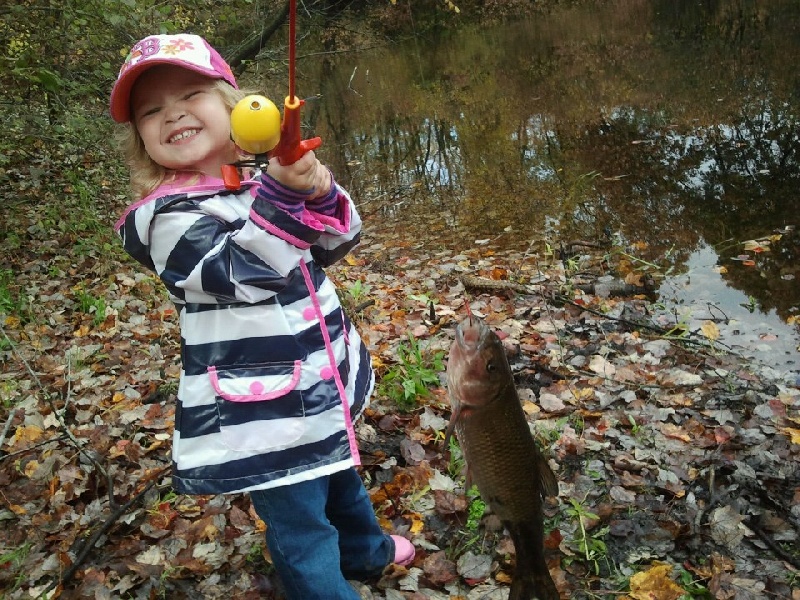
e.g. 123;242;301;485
286;0;800;373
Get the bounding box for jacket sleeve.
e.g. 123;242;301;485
132;183;361;305
254;172;362;267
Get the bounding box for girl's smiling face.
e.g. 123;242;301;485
131;65;235;177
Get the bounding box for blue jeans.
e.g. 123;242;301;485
250;467;395;600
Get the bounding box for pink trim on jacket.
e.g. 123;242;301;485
298;260;360;464
207;361;302;402
249;209;315;249
114;173;259;231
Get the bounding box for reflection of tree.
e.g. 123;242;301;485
310;0;799;316
562;99;800;319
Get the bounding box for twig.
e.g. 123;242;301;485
0;407;22;451
44;467;169;594
353;299;376;313
0;433;69;462
745;517;800;570
348;66;362;96
0;323;115;504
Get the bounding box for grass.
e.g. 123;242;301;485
74;285;108;327
0;542;33;594
377;333;445;412
0;269;28;322
563;496;610;576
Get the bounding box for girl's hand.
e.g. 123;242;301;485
267;151;332;200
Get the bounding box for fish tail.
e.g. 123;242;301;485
508;573;561;600
506;520;559;600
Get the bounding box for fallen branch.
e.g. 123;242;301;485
45;467;170;594
0;406;22;452
745;516;800;570
459;273;739;357
0;322;117;506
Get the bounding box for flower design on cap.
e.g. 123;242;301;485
164;39;195;55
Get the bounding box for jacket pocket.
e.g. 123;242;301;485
209;360;302;401
208;361;306;452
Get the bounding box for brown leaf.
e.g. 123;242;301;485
422;550;458;585
628;563;685;600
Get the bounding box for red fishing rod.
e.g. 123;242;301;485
224;0;322;188
269;0;322;165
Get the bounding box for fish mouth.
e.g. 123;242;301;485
455;317;490;350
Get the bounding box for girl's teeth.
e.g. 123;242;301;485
171;130;198;143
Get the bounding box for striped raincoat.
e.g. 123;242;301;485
115;172;374;495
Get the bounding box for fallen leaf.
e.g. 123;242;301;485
709;505;746;549
700;320;720;341
779;427;800;445
628;563;685;600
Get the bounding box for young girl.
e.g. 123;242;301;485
110;33;414;598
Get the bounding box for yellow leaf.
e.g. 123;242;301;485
700;321;720;341
661;423;691;442
11;425;44;447
780;427;800;445
624;271;644;286
743;239;769;251
409;512;425;534
629;563;685;600
8;503;27;516
24;460;40;478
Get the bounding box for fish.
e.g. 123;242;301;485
445;314;560;600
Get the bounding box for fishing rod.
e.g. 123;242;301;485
223;0;322;189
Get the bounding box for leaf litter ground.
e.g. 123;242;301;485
1;218;799;600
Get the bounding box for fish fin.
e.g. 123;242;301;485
443;405;461;451
536;452;559;498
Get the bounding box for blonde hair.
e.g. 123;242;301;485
118;80;250;199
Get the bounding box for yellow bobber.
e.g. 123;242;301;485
230;95;282;155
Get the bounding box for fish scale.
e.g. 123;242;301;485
446;316;560;600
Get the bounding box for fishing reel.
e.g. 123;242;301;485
222;93;323;190
222;95;281;189
231;94;282;156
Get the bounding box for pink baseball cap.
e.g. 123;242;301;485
110;34;238;123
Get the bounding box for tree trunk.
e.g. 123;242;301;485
226;0;291;75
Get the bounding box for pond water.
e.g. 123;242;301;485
282;0;800;377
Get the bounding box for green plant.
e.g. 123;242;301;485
465;485;486;531
538;417;567;444
0;380;19;409
564;497;609;575
677;568;713;599
74;285;107;327
0;269;27;319
338;278;372;313
377;334;445;412
0;542;34;593
446;435;465;480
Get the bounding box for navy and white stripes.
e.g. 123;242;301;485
115;171;373;495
